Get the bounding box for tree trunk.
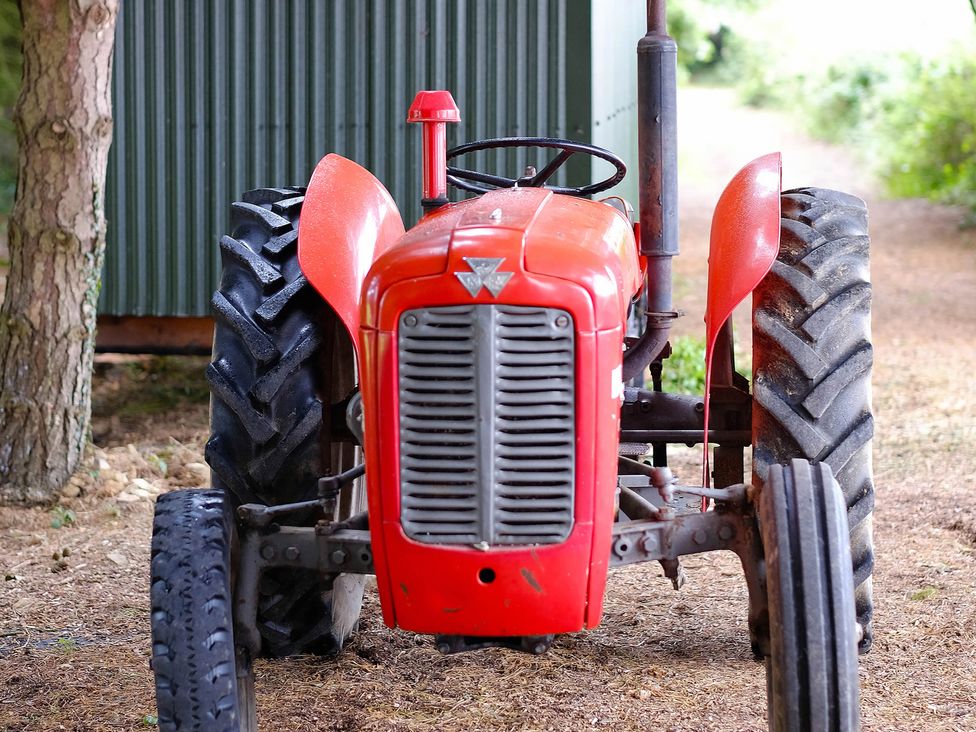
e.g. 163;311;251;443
0;0;118;504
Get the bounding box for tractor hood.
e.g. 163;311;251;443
361;187;641;332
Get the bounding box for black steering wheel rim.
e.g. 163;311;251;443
446;136;626;197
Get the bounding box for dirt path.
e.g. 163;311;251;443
2;87;975;731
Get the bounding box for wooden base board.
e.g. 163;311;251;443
96;316;214;355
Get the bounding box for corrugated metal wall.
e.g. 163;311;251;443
591;1;644;206
101;0;641;317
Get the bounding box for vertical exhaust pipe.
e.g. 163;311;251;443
622;0;679;381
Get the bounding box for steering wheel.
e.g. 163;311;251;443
446;137;626;197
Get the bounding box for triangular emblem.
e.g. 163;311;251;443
454;257;512;298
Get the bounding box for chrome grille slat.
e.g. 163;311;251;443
398;305;575;546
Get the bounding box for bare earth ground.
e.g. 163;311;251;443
1;87;975;731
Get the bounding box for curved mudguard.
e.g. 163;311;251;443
702;153;782;475
298;154;406;358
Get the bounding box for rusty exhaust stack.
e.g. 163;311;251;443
622;0;679;381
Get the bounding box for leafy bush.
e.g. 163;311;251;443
731;39;805;109
661;336;707;395
799;60;893;143
872;55;976;214
657;334;752;395
671;0;765;81
737;45;976;218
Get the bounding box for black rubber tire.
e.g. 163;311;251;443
760;460;860;732
150;490;256;732
752;187;874;652
206;187;364;657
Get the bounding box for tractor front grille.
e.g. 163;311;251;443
398;305;575;546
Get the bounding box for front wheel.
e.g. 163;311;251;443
760;460;860;732
150;489;256;732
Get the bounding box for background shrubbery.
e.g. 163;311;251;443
871;55;976;216
760;52;976;220
732;49;976;219
0;0;19;218
689;0;976;220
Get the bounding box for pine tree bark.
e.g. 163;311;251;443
0;0;118;503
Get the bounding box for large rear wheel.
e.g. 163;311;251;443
206;187;366;657
752;187;874;652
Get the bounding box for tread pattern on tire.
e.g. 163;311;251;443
753;187;875;652
206;187;358;658
760;461;860;732
151;490;242;732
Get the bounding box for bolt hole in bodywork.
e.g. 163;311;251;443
478;568;496;584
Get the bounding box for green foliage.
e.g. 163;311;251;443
734;47;794;108
54;637;79;652
910;586;938;601
660;336;707;395
147;453;169;476
655;335;752;394
783;52;976;217
671;0;765;80
50;505;76;529
873;55;976;214
92;356;211;420
799;60;892;143
0;0;18;214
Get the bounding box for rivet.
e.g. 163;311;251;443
693;529;708;545
260;544;275;560
555;315;570;328
331;549;347;565
718;525;734;541
403;314;418;327
284;546;300;561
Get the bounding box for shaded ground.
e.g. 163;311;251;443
1;87;975;731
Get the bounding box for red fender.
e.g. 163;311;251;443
702;153;782;484
298;154;406;358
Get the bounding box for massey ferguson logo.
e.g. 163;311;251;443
455;257;513;298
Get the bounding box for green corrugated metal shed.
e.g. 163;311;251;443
100;0;643;319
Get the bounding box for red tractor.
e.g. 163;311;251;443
150;4;874;730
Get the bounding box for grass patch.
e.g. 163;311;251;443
54;637;79;653
49;506;76;529
92;356;210;419
910;587;938;601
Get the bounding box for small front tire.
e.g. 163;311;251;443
760;460;860;732
150;489;256;732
